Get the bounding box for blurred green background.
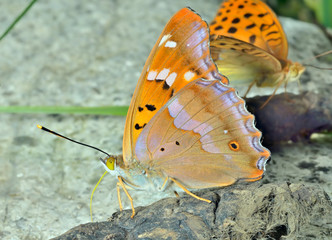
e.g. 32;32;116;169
266;0;332;28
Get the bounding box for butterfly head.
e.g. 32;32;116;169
289;62;305;82
101;155;125;175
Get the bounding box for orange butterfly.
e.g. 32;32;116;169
99;8;270;218
209;0;305;104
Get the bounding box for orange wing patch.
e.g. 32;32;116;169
123;8;228;164
210;0;288;60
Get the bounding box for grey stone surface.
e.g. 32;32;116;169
0;0;331;239
52;183;332;240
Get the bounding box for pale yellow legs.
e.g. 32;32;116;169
169;177;211;203
116;176;211;218
117;176;135;218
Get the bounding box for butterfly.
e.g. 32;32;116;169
209;0;305;105
101;7;270;218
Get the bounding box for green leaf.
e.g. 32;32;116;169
0;105;129;116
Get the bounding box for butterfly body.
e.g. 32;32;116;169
108;156;167;192
209;0;305;95
103;8;270;217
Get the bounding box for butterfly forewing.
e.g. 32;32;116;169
123;8;228;164
136;79;270;189
210;0;288;60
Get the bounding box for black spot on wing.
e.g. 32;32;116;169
228;27;237;33
249;34;256;44
266;31;279;36
145;104;156;111
260;22;275;31
244;13;252;18
258;13;268;18
170;89;175;98
232;18;240;23
138;107;143;112
135;123;146;130
163;81;170;90
214;25;223;31
246;23;256;30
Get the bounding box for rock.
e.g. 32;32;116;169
246;90;332;144
52;183;332;240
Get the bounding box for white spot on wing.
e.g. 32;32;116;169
159;34;171;47
165;40;177;48
184;71;195;81
168;98;182;118
224;130;228;134
156;68;170;80
166;72;177;87
147;71;157;81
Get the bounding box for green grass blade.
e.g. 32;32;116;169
0;0;38;41
0;105;128;116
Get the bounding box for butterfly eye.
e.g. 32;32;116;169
228;141;240;151
105;156;116;170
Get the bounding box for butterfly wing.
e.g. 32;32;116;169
210;36;284;87
135;79;270;189
123;8;228;164
210;0;288;60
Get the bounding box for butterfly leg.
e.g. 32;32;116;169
296;78;303;94
260;80;284;109
159;176;169;191
244;79;257;98
169;177;211;203
116;182;123;211
117;176;136;218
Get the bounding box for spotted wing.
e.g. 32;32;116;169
135;79;270;189
210;0;288;60
210;36;283;87
123;8;228;164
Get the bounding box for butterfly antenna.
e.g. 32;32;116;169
302;49;332;63
37;124;112;222
302;64;332;70
37;125;111;157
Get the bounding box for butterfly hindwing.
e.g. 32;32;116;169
123;8;228;163
135;79;270;189
210;36;283;87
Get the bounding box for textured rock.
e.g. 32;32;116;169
52;183;332;240
246;91;332;144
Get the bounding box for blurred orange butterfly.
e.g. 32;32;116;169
209;0;305;105
101;7;270;218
